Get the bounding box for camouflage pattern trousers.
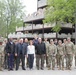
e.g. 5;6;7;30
0;53;4;70
75;55;76;67
48;55;55;69
46;55;48;67
66;54;73;69
56;54;59;67
57;55;64;68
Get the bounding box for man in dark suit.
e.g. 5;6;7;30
15;39;27;70
6;38;15;71
24;38;29;68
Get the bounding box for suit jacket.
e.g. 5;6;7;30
6;41;15;54
15;43;27;56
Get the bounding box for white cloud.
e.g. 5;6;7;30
21;0;37;15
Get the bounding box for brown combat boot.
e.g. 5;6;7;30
65;67;68;70
52;67;54;70
68;67;71;70
58;66;61;70
62;67;64;70
48;67;51;70
0;68;3;71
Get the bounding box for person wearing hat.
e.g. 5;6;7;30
57;40;65;70
0;38;4;71
44;38;49;67
62;39;67;69
74;44;76;68
3;39;8;69
47;39;57;70
65;37;74;70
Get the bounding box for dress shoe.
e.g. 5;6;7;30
22;68;26;70
10;68;13;70
41;68;44;70
16;69;18;71
48;67;51;70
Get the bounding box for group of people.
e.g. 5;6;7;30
0;36;76;71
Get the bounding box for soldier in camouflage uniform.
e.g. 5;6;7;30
74;45;76;68
44;38;49;67
62;39;67;69
54;39;58;68
47;39;57;70
57;40;65;70
0;38;4;71
65;37;74;70
3;39;8;69
62;39;67;46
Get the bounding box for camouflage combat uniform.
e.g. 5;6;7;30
0;45;4;71
74;45;76;67
57;44;65;70
62;42;67;69
47;44;57;70
65;42;74;70
44;41;49;67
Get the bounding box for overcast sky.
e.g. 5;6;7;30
21;0;37;15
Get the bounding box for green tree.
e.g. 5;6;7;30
0;0;25;37
0;0;7;37
5;0;25;33
44;0;76;34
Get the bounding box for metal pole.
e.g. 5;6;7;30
32;21;33;34
56;21;58;39
23;22;25;33
42;24;44;39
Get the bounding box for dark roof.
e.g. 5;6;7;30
24;18;44;24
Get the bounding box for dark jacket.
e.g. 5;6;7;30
33;39;38;46
6;41;15;54
15;43;27;56
36;42;46;55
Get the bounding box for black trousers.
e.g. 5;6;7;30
28;54;34;69
16;54;25;70
7;54;14;70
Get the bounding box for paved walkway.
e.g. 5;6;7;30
0;58;76;75
0;67;76;75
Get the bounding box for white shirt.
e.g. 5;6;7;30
27;45;35;55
